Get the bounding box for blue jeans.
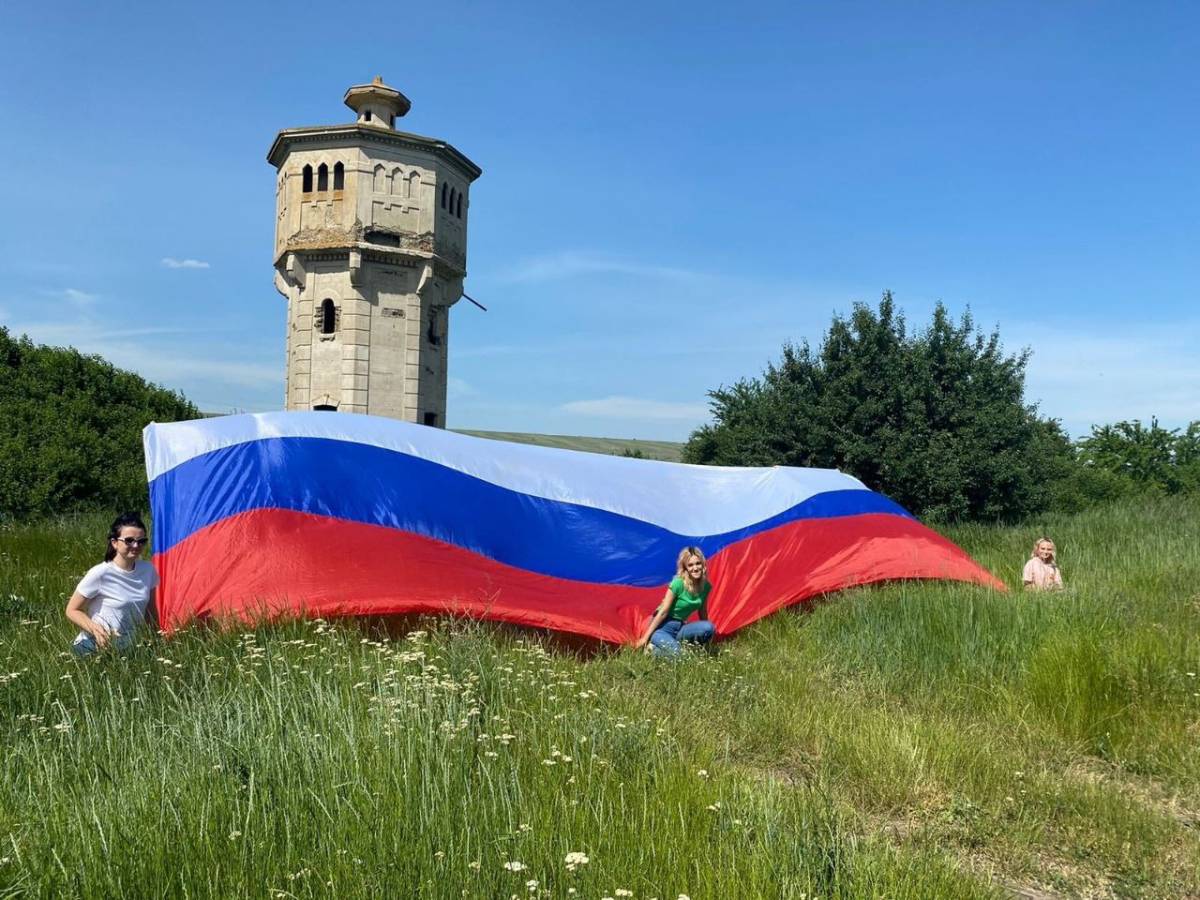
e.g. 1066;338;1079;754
649;619;715;657
71;633;133;657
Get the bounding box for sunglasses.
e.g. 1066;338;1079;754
114;537;149;547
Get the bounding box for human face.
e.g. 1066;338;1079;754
111;527;148;567
684;556;705;579
1036;541;1055;562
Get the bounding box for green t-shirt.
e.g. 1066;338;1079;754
666;576;711;622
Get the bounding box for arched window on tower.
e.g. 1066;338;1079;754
317;163;329;192
317;298;338;335
441;182;448;209
373;164;387;193
302;165;313;193
407;171;420;199
391;168;404;195
456;193;463;218
333;162;344;191
448;187;457;216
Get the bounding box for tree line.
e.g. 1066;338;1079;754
3;303;1194;523
683;293;1198;521
0;327;198;520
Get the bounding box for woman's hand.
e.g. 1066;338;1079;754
66;590;105;643
635;591;676;651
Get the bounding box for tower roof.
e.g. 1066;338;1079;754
265;125;481;181
343;76;411;124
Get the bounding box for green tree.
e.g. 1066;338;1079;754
683;292;1072;521
0;327;200;520
1071;418;1200;497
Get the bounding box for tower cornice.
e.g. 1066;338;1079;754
272;243;467;279
267;124;481;180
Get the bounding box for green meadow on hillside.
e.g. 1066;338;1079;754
0;499;1197;898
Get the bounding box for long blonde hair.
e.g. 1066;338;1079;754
1030;537;1057;564
676;546;707;594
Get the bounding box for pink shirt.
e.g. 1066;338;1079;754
1022;557;1063;590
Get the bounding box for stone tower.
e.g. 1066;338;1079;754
267;77;481;425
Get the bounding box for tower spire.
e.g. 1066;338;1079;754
343;76;411;130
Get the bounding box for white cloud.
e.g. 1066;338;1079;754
14;322;200;344
134;352;280;388
561;395;709;421
161;257;211;270
62;288;98;305
454;343;529;358
7;319;279;390
1018;321;1200;435
448;377;477;398
498;251;704;285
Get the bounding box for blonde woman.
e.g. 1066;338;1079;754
1022;537;1063;591
635;546;716;656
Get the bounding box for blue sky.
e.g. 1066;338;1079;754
1;1;1196;440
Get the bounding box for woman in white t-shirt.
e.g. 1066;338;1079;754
66;513;159;655
1022;537;1063;591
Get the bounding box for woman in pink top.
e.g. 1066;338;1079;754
1022;537;1063;591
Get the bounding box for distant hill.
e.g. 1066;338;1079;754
454;430;683;462
199;413;685;461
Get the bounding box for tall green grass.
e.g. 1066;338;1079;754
1;499;1197;898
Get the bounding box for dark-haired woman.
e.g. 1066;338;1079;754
634;546;716;656
65;513;159;655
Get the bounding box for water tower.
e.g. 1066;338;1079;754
267;77;481;425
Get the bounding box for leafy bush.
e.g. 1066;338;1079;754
0;327;199;520
683;293;1072;521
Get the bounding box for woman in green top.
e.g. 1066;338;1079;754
635;546;716;656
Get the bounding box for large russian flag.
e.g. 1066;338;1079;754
144;412;1003;643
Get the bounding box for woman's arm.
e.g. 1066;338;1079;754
65;591;112;647
634;588;675;649
144;588;159;631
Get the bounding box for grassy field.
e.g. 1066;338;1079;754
0;499;1197;898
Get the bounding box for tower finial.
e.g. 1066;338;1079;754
344;77;411;129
